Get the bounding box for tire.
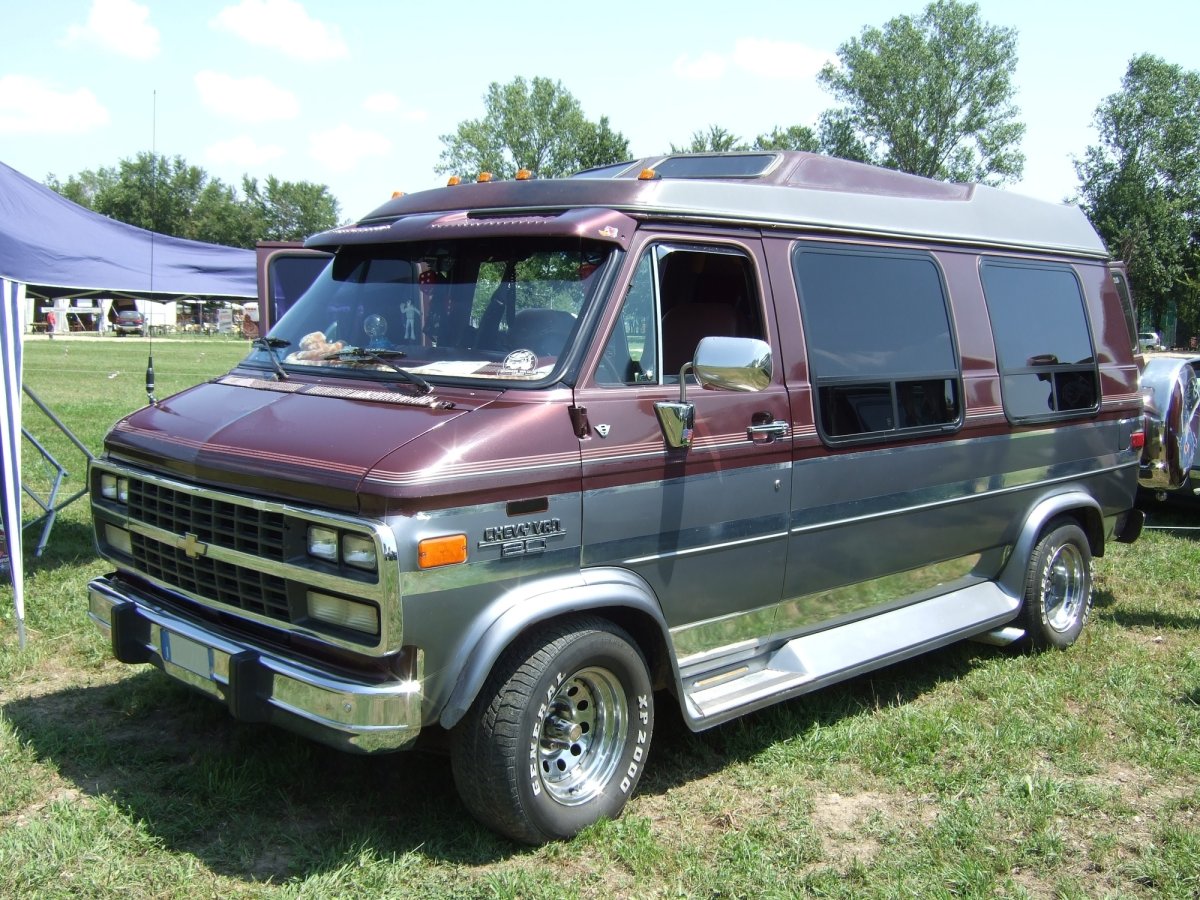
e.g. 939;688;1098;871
1020;518;1092;650
450;616;654;844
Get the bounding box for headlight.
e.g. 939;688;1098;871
342;534;377;571
100;475;129;503
306;591;379;634
307;525;339;563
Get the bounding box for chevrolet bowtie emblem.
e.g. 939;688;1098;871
177;532;208;559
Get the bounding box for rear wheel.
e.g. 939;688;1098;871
1021;519;1092;650
450;616;654;844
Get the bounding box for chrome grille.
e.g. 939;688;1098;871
127;480;287;561
131;533;291;621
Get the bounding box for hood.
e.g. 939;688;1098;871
104;372;484;512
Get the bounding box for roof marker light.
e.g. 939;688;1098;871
446;176;462;186
638;168;659;181
515;168;533;181
391;191;405;199
477;172;494;183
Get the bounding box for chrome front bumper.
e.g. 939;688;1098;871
88;575;422;753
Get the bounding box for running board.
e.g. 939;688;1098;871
686;582;1020;721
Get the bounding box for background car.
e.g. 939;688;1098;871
1139;330;1165;352
112;309;145;336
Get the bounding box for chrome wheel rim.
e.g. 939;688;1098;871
1043;543;1087;632
537;665;627;806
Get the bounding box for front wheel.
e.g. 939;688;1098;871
1020;519;1093;650
450;616;654;844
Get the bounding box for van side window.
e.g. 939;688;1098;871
792;245;962;442
1110;270;1138;355
980;260;1099;422
598;245;763;386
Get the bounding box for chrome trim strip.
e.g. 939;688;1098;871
790;455;1135;536
623;529;788;565
117;516;390;600
671;553;986;663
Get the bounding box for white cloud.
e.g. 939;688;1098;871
194;70;300;122
732;38;835;79
674;39;834;82
673;52;728;81
205;135;286;167
362;92;428;123
309;124;392;172
211;0;348;61
0;75;110;135
63;0;160;60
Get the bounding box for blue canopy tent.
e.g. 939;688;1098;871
1;159;256;648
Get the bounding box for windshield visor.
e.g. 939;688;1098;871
247;237;614;385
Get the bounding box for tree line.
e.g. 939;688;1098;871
48;0;1199;338
47;153;340;249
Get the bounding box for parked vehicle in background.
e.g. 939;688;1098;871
112;309;145;337
1139;331;1165;352
87;151;1144;844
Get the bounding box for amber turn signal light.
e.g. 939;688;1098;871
418;534;468;569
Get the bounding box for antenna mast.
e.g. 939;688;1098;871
146;89;158;406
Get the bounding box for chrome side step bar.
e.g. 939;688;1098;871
685;582;1020;723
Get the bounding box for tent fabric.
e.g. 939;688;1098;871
1;277;26;648
0;160;255;300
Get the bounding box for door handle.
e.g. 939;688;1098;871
747;420;789;441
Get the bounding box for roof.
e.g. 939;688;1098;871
0;160;256;300
318;152;1107;260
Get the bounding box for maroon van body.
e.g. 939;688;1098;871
88;152;1143;843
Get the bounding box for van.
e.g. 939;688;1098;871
87;152;1144;844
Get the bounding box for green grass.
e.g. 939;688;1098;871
3;338;1200;898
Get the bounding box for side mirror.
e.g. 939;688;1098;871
693;336;773;392
654;337;773;449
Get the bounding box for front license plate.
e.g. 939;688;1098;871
161;630;213;679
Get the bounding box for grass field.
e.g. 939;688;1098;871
2;338;1198;898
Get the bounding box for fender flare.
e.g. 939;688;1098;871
437;567;674;730
996;490;1102;600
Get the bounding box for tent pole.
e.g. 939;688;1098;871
22;386;94;462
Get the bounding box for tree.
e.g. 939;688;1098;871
47;152;339;247
817;0;1024;185
244;176;341;242
670;125;746;154
1075;54;1200;334
752;125;819;152
438;77;629;180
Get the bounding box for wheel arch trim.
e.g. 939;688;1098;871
438;567;675;730
997;490;1102;599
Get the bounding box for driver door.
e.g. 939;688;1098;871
575;235;792;664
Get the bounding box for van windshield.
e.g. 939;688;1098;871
247;237;613;385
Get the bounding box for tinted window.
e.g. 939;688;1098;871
793;245;961;442
981;260;1099;421
796;250;955;379
655;154;778;179
1111;270;1138;354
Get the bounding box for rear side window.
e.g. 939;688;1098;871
1110;269;1138;355
980;259;1099;422
792;245;962;443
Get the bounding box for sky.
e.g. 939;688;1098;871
1;0;1198;228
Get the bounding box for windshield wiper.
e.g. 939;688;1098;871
320;347;433;394
252;337;290;381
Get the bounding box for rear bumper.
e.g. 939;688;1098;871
88;575;422;753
